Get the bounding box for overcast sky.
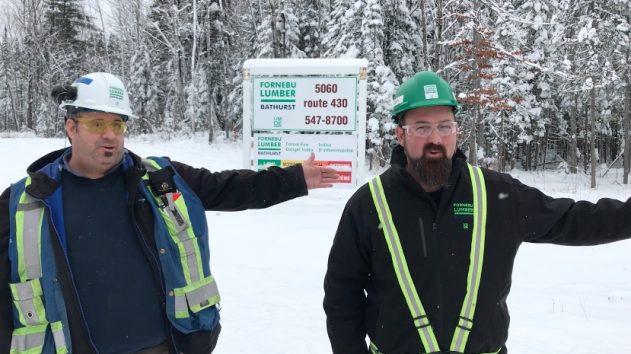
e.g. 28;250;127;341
0;0;116;34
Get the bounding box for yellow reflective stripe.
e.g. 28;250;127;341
51;321;68;354
167;194;203;284
186;276;220;313
10;323;47;354
174;295;188;319
9;279;43;301
369;342;381;354
9;279;47;326
173;275;220;318
371;341;501;354
369;178;440;352
370;164;489;354
450;165;488;352
142;159;205;286
15;177;44;282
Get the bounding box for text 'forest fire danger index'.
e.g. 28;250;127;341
252;77;358;132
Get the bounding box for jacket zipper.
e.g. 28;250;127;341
43;200;100;354
418;217;428;258
132;189;180;353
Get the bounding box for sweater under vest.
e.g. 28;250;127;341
62;168;167;353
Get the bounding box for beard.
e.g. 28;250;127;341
407;143;452;189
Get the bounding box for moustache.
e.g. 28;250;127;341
423;143;447;157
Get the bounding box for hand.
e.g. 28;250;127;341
302;152;340;189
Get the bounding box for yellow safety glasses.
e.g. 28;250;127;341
74;118;128;135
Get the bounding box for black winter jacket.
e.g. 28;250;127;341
323;145;631;354
0;148;308;354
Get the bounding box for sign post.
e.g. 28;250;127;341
242;59;368;188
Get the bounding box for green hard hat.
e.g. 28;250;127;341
391;71;460;121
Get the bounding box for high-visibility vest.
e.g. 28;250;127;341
368;164;499;354
8;176;69;354
8;156;220;353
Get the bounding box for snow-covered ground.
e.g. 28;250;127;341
2;133;630;354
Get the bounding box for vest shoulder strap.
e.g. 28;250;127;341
368;163;488;353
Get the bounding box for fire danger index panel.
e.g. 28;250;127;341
253;133;357;185
252;76;358;132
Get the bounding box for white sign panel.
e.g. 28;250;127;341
252;77;357;132
253;133;357;187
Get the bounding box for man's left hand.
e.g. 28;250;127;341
302;152;340;189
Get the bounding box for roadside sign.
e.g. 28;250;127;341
253;77;357;132
243;59;368;188
254;133;357;184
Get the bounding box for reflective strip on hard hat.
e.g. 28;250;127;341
368;163;487;353
450;164;488;352
10;323;47;354
15;177;45;281
51;321;68;354
368;178;440;352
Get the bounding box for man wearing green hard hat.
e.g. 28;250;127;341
323;71;631;354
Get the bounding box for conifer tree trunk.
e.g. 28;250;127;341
420;0;429;70
569;94;578;174
468;15;483;166
623;72;630;184
590;83;597;188
433;0;444;70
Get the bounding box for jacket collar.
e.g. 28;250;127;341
24;148;145;199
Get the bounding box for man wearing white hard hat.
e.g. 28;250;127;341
0;72;339;353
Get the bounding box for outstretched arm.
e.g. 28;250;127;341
301;152;340;189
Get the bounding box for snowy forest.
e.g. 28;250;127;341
0;0;629;179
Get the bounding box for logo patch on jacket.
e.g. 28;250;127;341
453;202;474;230
453;202;474;217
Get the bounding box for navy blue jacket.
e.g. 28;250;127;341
1;148;308;353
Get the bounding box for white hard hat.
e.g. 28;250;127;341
59;72;137;120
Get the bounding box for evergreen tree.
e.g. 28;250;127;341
611;0;631;182
185;67;209;135
253;0;305;58
109;0;159;133
362;0;399;166
447;0;510;166
558;0;618;183
298;0;323;58
491;0;563;171
0;28;17;131
128;44;161;134
202;1;233;142
322;0;359;58
45;0;94;75
223;0;260;139
147;0;195;132
383;0;420;79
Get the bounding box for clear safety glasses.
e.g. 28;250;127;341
402;121;458;138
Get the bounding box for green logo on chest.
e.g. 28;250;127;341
453;202;474;216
